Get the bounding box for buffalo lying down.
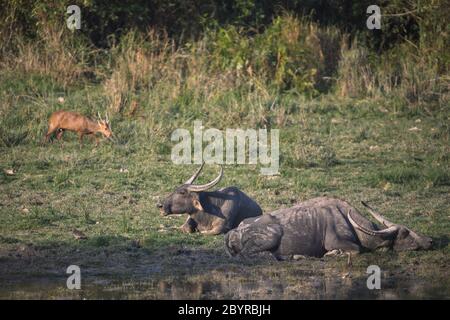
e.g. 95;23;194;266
224;197;432;259
159;164;262;235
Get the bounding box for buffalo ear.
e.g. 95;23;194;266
192;198;204;211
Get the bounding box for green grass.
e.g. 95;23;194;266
0;73;449;299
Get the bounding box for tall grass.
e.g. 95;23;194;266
337;38;449;110
100;14;448;119
98;15;344;132
0;14;448;149
0;26;93;88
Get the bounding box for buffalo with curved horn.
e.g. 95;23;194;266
158;163;262;235
224;197;433;259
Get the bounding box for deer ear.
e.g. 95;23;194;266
192;198;204;211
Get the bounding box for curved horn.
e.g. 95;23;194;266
105;112;110;123
184;162;205;185
348;210;398;237
186;165;223;192
361;201;396;227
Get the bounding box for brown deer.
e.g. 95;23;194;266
44;110;113;146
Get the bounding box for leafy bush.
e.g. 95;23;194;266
208;15;341;95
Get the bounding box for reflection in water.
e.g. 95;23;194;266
150;276;448;299
1;274;448;299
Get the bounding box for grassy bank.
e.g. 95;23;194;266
0;79;449;297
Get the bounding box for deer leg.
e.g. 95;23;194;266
78;132;84;147
55;129;65;148
44;126;57;143
56;129;64;140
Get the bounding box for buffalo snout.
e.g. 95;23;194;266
157;202;170;216
423;237;433;250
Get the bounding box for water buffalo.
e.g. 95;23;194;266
158;163;262;235
224;197;433;260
